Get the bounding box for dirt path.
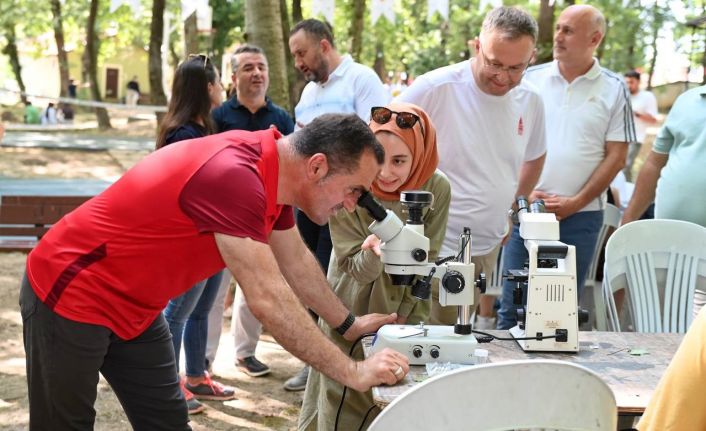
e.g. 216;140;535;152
0;140;304;430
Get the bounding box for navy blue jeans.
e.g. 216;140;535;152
497;210;603;330
164;270;224;377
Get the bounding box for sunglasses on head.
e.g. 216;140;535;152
188;53;210;69
371;106;424;137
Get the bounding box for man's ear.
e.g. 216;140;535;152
306;153;329;180
471;37;480;56
590;31;604;49
320;38;331;55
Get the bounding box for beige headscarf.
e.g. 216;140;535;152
369;102;439;201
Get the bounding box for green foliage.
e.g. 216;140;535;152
3;0;701;91
210;0;246;72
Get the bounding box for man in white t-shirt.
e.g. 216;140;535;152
282;18;388;391
397;6;546;327
623;70;658;181
498;4;636;329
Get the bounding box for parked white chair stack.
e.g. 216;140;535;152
602;219;706;333
368;360;617;431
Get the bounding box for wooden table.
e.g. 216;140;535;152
366;330;683;415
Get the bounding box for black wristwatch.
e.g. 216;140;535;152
335;312;356;336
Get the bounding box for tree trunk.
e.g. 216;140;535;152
245;0;290;111
349;0;366;61
184;11;199;56
149;0;168;125
280;0;304;114
50;0;70;97
373;41;385;80
536;0;554;64
1;24;27;104
292;0;303;24
85;0;112;129
646;12;660;90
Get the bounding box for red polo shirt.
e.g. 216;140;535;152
26;129;294;339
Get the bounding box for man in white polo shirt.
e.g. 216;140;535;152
623;70;658;181
498;4;635;329
283;18;388;391
397;6;546;327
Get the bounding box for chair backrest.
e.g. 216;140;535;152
587;204;622;285
368;360;617;431
589;204;622;331
603;219;706;333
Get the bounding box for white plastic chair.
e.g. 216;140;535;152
586;204;622;330
603;219;706;333
368;360;617;431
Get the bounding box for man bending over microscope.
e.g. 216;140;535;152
19;113;409;431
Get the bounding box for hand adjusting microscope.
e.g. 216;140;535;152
506;196;588;352
357;190;485;365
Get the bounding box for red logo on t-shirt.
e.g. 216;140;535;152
518;117;524;136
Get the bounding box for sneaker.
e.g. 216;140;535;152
475;315;497;330
185;372;236;401
283;365;309;392
237;356;271;377
179;378;205;414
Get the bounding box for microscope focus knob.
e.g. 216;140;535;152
476;273;487;294
411;248;427;262
430;348;440;359
412;346;423;358
442;271;465;294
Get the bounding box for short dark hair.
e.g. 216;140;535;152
290;114;384;176
482;6;538;42
624;70;641;80
231;44;265;72
290;18;335;48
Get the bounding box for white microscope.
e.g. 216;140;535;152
506;197;588;352
358;190;484;365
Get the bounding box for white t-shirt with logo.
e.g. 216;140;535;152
525;60;635;212
631;90;658;143
397;60;546;256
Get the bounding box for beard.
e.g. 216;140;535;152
305;57;330;83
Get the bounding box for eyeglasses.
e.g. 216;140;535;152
478;45;529;78
371;106;425;137
188;53;210;70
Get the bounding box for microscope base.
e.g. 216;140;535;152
509;325;578;353
370;324;479;365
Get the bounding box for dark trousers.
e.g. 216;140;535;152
20;275;190;431
295;209;330;322
296;209;332;271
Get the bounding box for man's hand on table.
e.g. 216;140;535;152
347;348;410;392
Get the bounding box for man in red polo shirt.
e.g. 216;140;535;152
20;113;409;430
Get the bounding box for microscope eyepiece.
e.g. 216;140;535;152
400;190;433;225
357;191;388;222
529;199;546;213
516;195;529;214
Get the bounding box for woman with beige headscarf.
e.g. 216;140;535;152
298;102;451;431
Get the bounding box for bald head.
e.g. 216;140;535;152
554;4;605;70
564;5;606;37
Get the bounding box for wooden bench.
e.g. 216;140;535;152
0;195;92;252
